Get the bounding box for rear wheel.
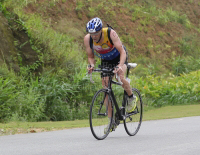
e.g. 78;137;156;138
124;88;143;136
89;89;113;140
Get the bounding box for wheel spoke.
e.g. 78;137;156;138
90;89;113;140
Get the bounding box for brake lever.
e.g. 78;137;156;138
90;73;94;83
87;65;94;83
115;66;123;85
116;73;123;85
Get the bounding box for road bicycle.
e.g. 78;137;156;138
89;63;143;140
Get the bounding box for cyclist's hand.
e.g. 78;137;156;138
87;64;94;74
114;65;123;74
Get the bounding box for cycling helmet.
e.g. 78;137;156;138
86;17;103;33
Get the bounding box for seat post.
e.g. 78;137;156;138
126;67;130;78
108;74;113;89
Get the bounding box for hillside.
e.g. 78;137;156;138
1;0;200;76
0;0;199;122
24;0;200;56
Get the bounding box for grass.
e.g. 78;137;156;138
3;0;83;71
1;0;200;125
143;104;200;121
157;31;166;38
1;104;199;136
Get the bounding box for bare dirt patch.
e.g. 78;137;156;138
23;0;200;62
155;0;200;27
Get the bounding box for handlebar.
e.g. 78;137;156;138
87;65;123;85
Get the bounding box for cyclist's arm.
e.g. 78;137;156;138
110;29;126;67
84;34;95;67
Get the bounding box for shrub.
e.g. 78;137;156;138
131;70;200;107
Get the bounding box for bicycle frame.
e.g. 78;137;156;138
105;72;129;121
89;63;142;139
90;64;136;121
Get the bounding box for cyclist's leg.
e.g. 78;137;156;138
115;46;132;96
117;64;132;96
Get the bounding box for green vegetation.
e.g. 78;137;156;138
157;31;166;38
1;104;200;135
0;0;199;123
131;70;200;107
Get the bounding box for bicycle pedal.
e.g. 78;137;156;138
122;115;126;120
110;122;118;131
119;106;125;110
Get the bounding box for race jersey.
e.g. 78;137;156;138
93;27;120;60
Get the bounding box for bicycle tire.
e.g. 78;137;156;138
89;89;114;140
124;88;143;136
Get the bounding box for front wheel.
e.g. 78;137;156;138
89;89;113;140
124;88;143;136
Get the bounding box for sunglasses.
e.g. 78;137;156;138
90;31;102;36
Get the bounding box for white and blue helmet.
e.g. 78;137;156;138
86;17;103;33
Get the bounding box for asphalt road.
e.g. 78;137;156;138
0;116;200;155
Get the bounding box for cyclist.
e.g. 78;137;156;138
84;17;136;128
